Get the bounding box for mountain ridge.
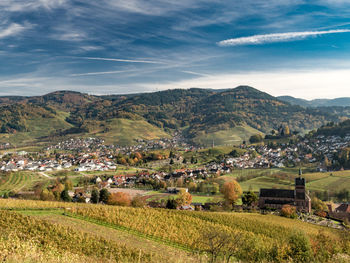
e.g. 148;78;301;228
0;86;347;147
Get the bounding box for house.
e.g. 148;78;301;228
328;203;350;222
259;169;311;213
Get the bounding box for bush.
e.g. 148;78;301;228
131;195;146;208
288;231;312;262
280;205;297;219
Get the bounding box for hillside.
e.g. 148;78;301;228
0;87;345;147
315;119;350;137
0;199;349;262
278;96;350;107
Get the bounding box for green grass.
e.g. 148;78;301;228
219;168;350;193
87;118;171;145
0;171;49;195
192;125;264;147
0;111;73;147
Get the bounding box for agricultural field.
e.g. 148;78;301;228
192;125;264;147
0;171;46;196
0;199;349;262
219;168;350;193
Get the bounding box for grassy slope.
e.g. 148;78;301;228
83;118;171;145
0;111;73;146
0;171;45;195
192;125;264;147
221;169;350;192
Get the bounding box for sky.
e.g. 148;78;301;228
1;0;350;99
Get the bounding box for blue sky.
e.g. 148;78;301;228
1;0;350;99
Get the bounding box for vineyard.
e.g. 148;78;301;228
0;172;42;196
0;199;349;262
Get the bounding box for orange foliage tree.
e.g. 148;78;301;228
221;181;242;207
107;192;131;206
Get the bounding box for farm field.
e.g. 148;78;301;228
220;169;350;192
0;171;46;196
0;199;349;262
16;209;197;262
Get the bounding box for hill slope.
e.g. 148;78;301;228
278;95;350;107
0;87;345;147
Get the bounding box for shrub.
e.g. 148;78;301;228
288;231;312;263
280;205;297;219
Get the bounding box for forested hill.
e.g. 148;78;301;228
278;95;350;107
0;86;346;146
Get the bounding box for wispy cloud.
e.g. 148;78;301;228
218;29;350;46
70;70;134;77
0;23;32;39
181;70;212;77
79;56;166;64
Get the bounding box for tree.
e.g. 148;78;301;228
99;188;110;204
176;189;192;206
242;191;258;207
169;158;174;165
199;228;231;263
60;189;72;202
40;188;55;201
249;134;263;144
182;158;187;164
90;188;99;204
64;177;73;190
166;198;178;209
229;149;240;157
107;192;131;206
311;197;328;212
221;181;242;208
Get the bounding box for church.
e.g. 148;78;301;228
258;169;311;213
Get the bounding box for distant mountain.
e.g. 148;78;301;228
278;96;350;107
0;86;346;147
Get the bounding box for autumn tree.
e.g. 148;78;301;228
221;180;242;208
107;192;131;206
176;189;192;206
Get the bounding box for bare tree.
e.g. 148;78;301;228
199;228;231;263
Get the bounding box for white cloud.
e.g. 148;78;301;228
0;0;67;12
0;23;31;39
70;70;134;77
218;29;350;46
79;57;166;64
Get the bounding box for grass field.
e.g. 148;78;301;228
219;169;350;193
0;111;73;147
0;171;45;195
0;199;348;262
86;118;171;145
192;125;264;147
